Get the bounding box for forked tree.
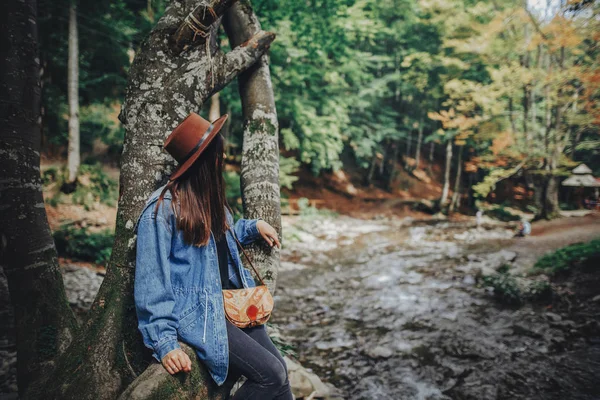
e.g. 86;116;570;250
0;0;281;399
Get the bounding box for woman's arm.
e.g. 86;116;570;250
134;213;180;363
232;217;262;246
233;218;280;248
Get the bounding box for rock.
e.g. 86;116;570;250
285;356;331;399
463;275;476;285
545;312;562;322
467;254;481;262
591;294;600;302
365;346;394;359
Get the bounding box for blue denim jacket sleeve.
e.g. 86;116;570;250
233;218;262;246
134;212;180;363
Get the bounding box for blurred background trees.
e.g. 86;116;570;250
39;0;599;219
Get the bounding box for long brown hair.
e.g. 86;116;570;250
154;133;232;246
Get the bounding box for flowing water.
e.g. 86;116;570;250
272;217;600;400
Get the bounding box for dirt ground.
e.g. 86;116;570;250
507;212;600;268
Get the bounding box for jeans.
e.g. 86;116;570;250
226;320;293;400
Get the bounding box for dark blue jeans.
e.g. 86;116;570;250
226;320;293;400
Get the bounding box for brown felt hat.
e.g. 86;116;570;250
163;112;228;181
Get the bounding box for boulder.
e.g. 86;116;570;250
285;356;331;399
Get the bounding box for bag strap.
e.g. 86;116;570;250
231;229;266;286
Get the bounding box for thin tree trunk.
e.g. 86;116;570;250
406;131;412;159
222;105;232;156
429;141;434;162
388;141;400;190
509;97;517;135
366;152;377;186
209;92;221;122
224;1;281;291
449;146;463;213
379;140;387;175
66;1;80;186
415;117;424;169
0;0;79;397
20;1;275;398
440;139;452;206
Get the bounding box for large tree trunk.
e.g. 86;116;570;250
0;0;79;397
12;1;275;399
224;1;281;291
440;139;452;206
66;1;80;187
534;174;561;220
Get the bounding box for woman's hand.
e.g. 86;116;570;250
161;349;192;374
256;220;281;248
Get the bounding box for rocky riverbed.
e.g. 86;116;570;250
273;215;600;400
1;214;598;400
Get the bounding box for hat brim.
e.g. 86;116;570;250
168;114;229;181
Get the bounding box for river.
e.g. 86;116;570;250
272;215;600;400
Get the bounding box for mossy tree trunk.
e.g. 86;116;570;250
224;1;281;292
2;0;277;399
0;1;79;398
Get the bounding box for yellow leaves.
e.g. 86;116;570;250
428;108;481;133
491;131;514;155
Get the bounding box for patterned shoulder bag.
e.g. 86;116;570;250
222;231;274;328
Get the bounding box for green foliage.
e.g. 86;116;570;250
72;162;119;209
43;162;118;209
484;205;521;222
38;0;161;153
80;103;125;157
279;155;300;190
534;238;600;275
53;225;114;265
223;170;243;218
483;273;523;306
266;323;297;358
297;197;338;219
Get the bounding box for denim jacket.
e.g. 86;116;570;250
133;184;261;385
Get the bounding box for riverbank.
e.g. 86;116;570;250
273;212;600;399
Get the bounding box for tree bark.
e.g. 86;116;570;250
16;1;275;398
209;92;221;122
440;139;452;206
534;174;561;220
414;117;424;169
224;0;281;292
66;1;80;186
449;145;463;213
0;0;79;397
366;152;377;186
387;141;400;190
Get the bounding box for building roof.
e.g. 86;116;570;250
572;164;593;174
562;174;600;187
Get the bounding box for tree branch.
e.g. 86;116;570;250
168;29;275;103
170;0;239;55
220;30;276;86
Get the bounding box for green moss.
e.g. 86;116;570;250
52;225;114;265
38;325;59;360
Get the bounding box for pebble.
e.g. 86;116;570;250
366;346;394;359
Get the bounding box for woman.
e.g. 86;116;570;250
133;112;292;399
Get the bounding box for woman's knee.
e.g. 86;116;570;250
265;357;288;389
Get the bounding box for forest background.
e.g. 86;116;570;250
40;0;600;237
